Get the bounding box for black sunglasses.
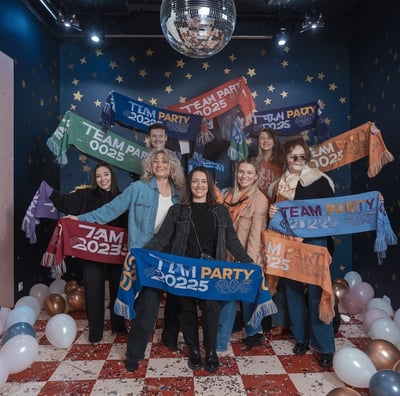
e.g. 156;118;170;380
289;155;306;162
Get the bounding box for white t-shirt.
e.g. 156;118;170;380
154;194;173;234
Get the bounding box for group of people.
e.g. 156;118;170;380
49;123;337;372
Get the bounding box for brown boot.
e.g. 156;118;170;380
270;326;290;336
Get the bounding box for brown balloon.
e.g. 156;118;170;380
44;293;66;316
332;278;350;301
393;360;400;372
67;290;86;311
326;387;361;396
365;339;400;370
64;280;79;294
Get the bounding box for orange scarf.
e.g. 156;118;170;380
224;190;249;223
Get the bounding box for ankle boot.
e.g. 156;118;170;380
204;351;219;372
188;349;203;371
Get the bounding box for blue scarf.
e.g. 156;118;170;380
101;91;203;141
268;191;397;264
114;248;277;327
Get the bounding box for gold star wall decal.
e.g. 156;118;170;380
339;264;346;272
40;99;44;107
260;49;267;56
318;100;326;109
95;49;103;56
164;71;172;78
149;98;157;105
70;104;77;110
305;75;314;83
179;96;187;103
137;97;143;101
267;84;276;92
324;117;331;125
264;98;272;105
72;78;79;85
165;85;173;93
329;82;338;91
228;54;237;62
129;55;136;63
252;91;257;98
317;72;326;80
73;91;84;101
139;69;147;77
116;75;124;83
21;80;26;88
247;68;256;77
176;59;185;68
280;90;288;98
281;60;288;68
185;73;193;79
109;60;118;69
224;68;231;74
283;46;290;53
80;57;87;64
68;64;74;70
94;99;102;107
202;62;210;70
339;96;347;104
145;48;155;56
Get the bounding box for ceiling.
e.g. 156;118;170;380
23;0;393;41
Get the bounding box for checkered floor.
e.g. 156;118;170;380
1;299;372;396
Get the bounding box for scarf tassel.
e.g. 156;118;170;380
46;138;68;165
248;299;278;328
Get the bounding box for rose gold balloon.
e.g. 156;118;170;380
67;290;86;311
393;360;400;372
44;294;66;316
365;339;400;370
332;278;350;301
326;388;361;396
64;280;79;294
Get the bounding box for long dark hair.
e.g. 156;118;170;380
256;127;282;167
181;167;217;207
91;162;119;196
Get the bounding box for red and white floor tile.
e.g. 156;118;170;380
1;303;371;396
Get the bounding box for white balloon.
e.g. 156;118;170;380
394;308;400;327
344;271;362;288
49;279;67;295
29;283;50;308
333;347;377;388
0;334;39;374
0;355;9;388
369;317;400;345
15;296;41;318
45;313;77;349
366;298;394;317
5;305;36;330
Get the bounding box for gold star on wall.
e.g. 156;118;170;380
149;98;157;105
73;91;84;101
40;99;44;107
329;82;338;91
72;78;79;86
145;48;155;56
179;96;187;103
116;75;124;83
95;49;103;56
305;75;314;83
109;60;118;69
264;98;272;105
318;100;326;109
339;96;347;104
68;64;74;70
324;117;331;125
228;54;237;62
247;68;256;77
164;71;172;78
21;79;26;88
339;264;346;272
129;55;136;63
202;62;210;70
185;73;193;79
280;90;288;98
317;72;326;80
70;104;77;110
267;84;276;92
80;57;87;64
281;60;288;68
137;97;143;102
224;68;231;74
94;99;102;107
252;91;257;98
176;59;185;68
260;49;267;56
283;46;290;53
165;85;173;94
139;69;147;77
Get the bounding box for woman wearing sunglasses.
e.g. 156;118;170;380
268;137;336;368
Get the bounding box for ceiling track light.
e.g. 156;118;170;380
300;10;325;33
276;27;288;46
58;11;81;31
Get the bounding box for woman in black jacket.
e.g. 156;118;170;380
126;167;252;373
50;162;127;343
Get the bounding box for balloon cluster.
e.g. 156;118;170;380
329;271;400;395
0;281;80;388
64;280;86;312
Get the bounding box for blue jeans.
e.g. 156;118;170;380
241;301;262;336
217;300;237;351
271;278;290;328
285;279;335;354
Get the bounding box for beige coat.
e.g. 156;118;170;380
226;188;269;265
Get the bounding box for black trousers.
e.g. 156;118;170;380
82;260;126;343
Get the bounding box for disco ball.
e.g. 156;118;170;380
160;0;236;59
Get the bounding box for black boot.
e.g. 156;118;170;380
204;351;219;372
188;349;203;371
200;300;220;372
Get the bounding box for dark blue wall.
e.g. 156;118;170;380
350;2;400;308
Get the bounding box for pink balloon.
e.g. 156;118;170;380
363;308;390;331
351;282;375;306
29;283;49;309
341;290;364;314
